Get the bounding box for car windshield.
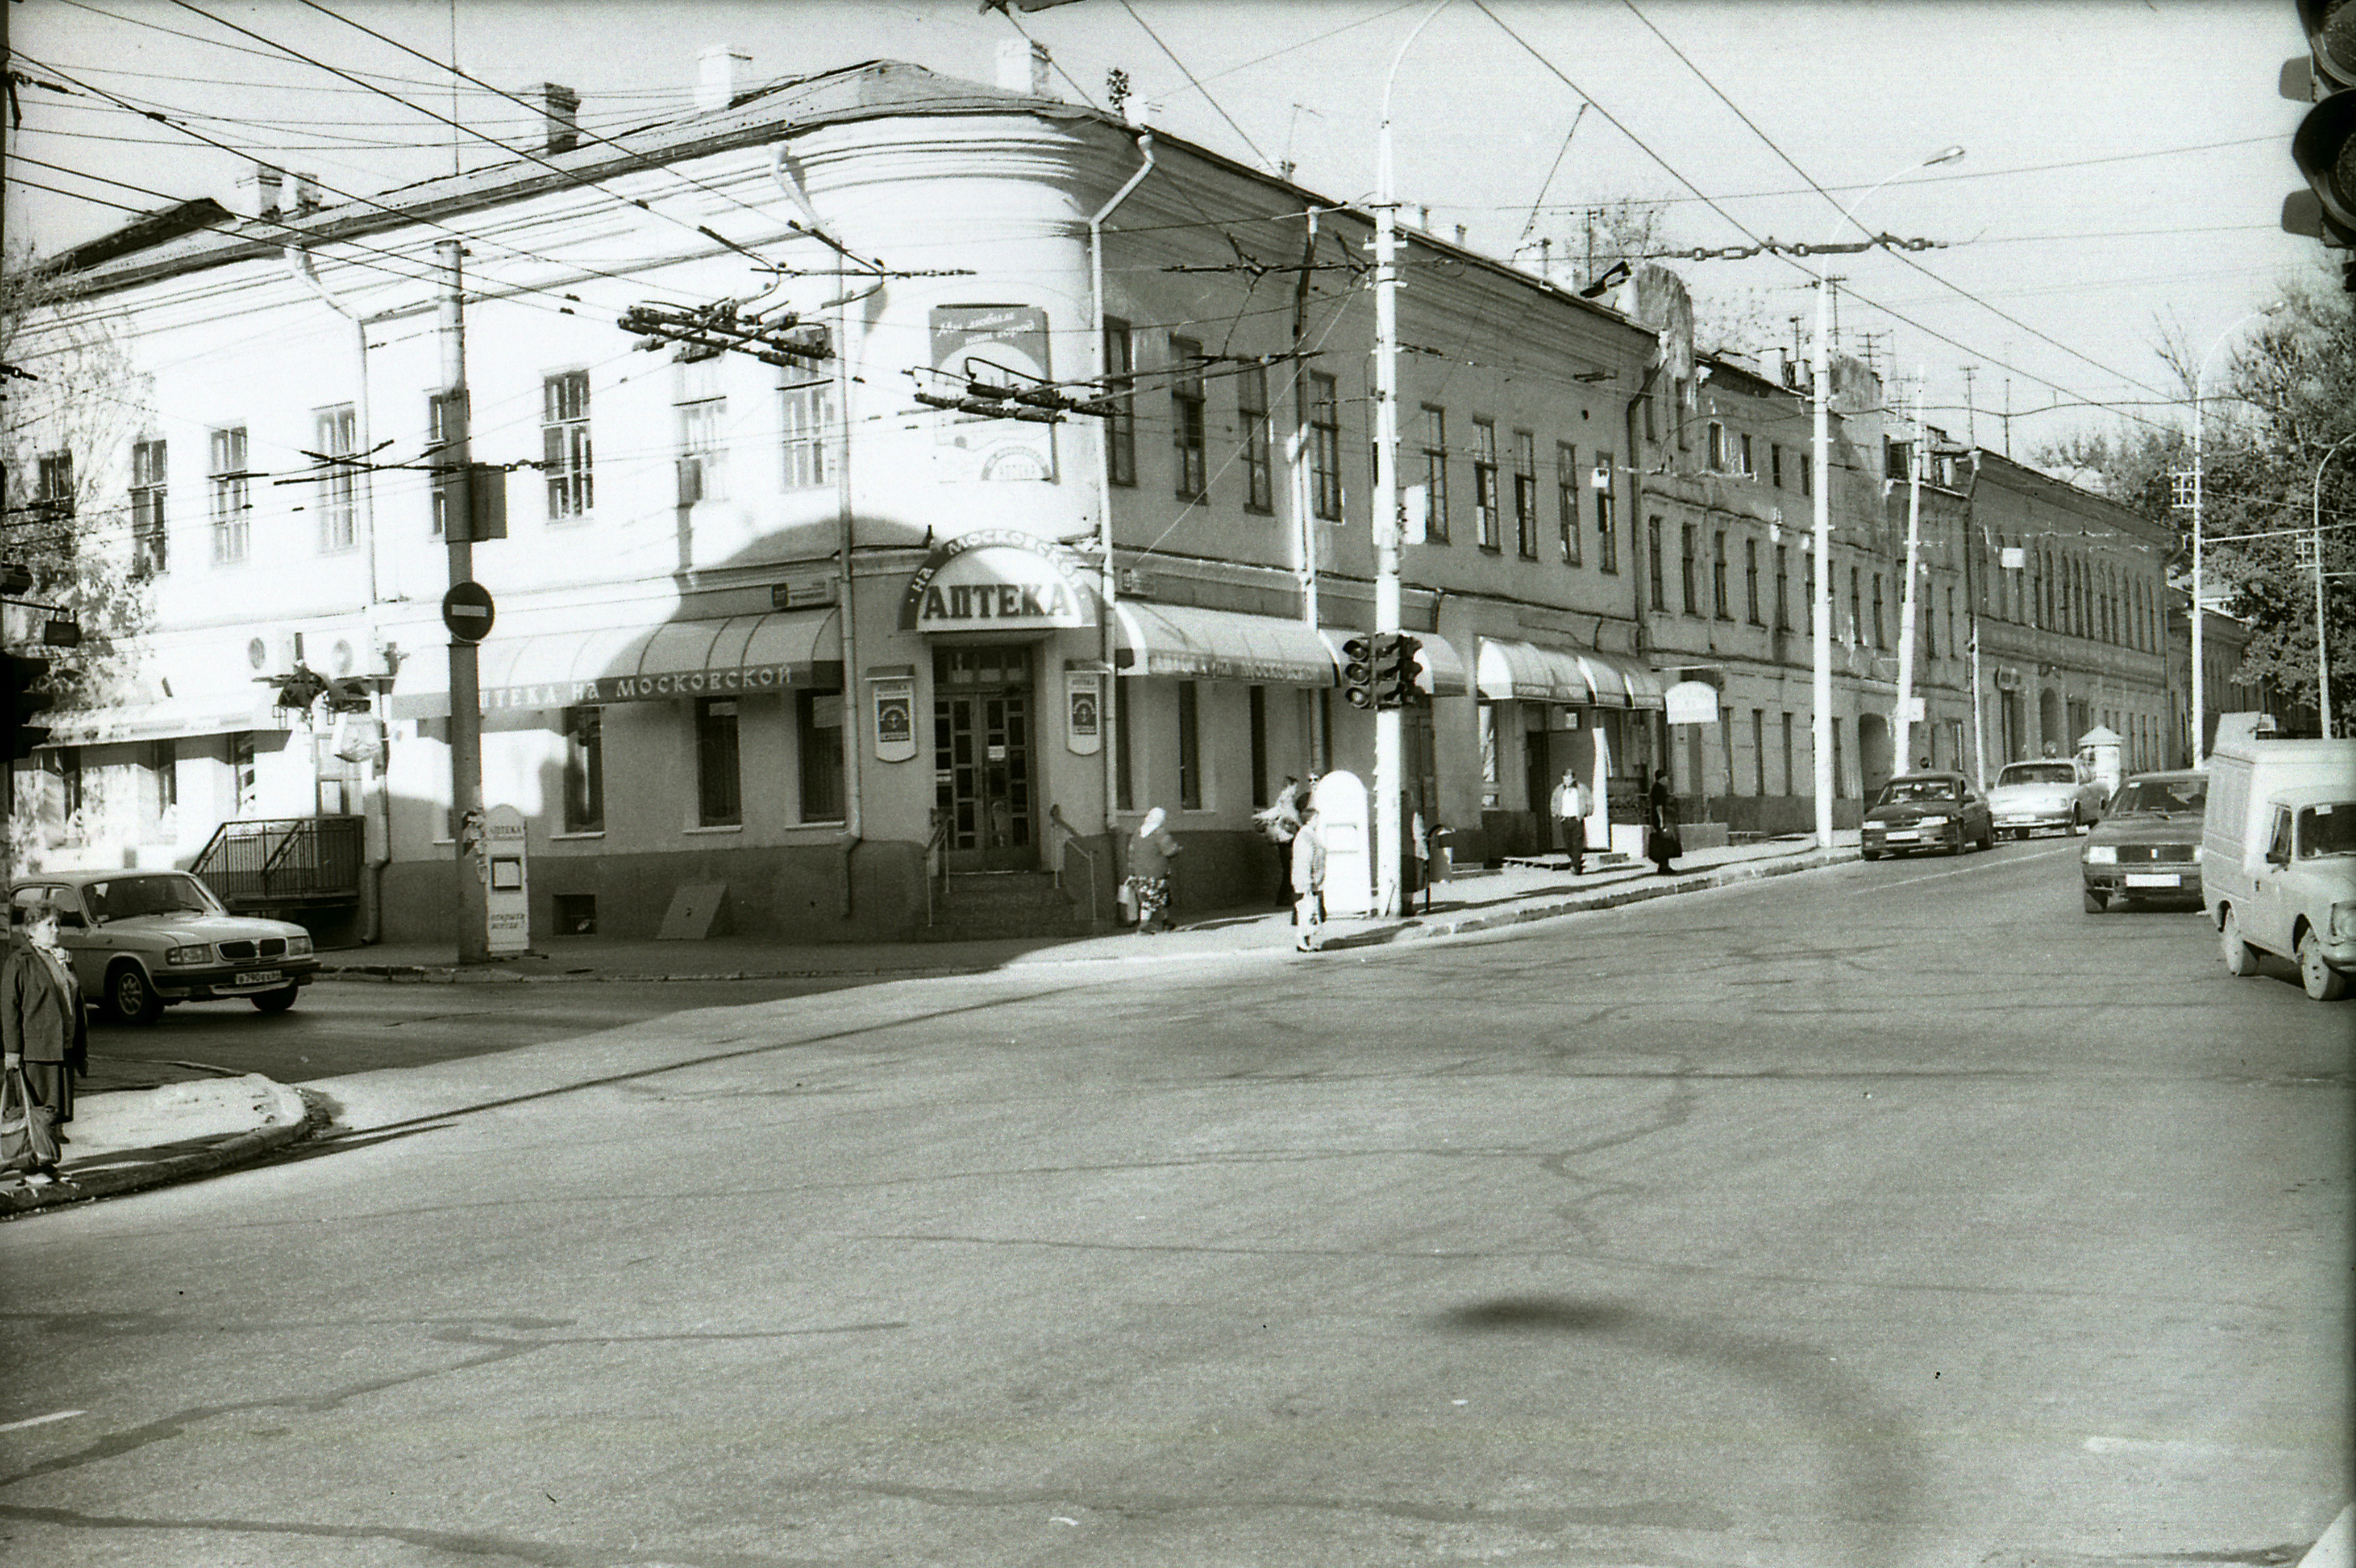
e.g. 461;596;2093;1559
1876;779;1958;806
2109;779;2205;817
1998;763;2076;786
84;874;222;921
2296;803;2356;860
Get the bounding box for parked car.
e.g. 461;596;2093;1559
2080;771;2206;913
1860;772;1994;859
6;869;319;1024
1989;758;2108;839
2203;731;2356;1001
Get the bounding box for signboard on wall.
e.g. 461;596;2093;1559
1664;680;1719;726
1065;669;1102;756
899;529;1097;633
930;304;1056;483
868;667;916;765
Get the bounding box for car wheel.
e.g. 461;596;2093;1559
251;985;299;1014
107;963;164;1026
2298;929;2351;1001
1861;848;1881;861
2220;907;2261;978
2083;888;2107;914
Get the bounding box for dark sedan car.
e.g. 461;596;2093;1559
1860;772;1994;859
2080;770;2206;913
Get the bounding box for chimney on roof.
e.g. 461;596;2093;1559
237;162;284;221
540;83;581;154
997;38;1053;98
696;47;749;113
289;173;322;216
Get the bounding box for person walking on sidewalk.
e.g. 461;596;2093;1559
1550;767;1589;875
1126;807;1182;934
1644;767;1681;875
1290;798;1330;951
1254;776;1305;907
4;900;84;1185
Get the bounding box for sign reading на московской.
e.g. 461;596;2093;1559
477;664;809;711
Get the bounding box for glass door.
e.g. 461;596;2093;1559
933;647;1035;871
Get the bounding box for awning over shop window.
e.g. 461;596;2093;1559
1315;628;1470;697
1475;638;1666;709
387;609;843;720
1114;602;1337;685
41;696;282;747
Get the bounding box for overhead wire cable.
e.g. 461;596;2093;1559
1115;0;1276;170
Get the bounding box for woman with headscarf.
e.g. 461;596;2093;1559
1126;807;1182;934
4;898;84;1184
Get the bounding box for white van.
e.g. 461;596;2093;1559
2203;727;2356;1001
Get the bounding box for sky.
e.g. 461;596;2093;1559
2;0;2327;460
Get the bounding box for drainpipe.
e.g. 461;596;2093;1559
1090;125;1155;842
287;245;392;943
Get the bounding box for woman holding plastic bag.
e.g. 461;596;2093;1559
4;899;84;1184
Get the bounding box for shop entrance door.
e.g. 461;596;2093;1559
934;645;1036;871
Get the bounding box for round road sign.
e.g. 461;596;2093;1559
442;581;495;643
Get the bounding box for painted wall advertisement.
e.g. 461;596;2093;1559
869;667;917;765
930;304;1056;483
1065;670;1102;756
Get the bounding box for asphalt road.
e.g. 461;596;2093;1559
2;839;2346;1568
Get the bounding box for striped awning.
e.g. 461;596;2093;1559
1114;602;1337;686
388;609;843;719
1475;638;1666;709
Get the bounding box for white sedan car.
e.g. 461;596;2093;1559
1989;759;2108;840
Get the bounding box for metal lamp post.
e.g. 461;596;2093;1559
1811;147;1963;849
2314;431;2353;737
2190;304;2282;766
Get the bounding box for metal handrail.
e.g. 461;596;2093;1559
923;808;950;928
1045;805;1100;929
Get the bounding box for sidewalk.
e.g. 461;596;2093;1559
2;830;1855;1217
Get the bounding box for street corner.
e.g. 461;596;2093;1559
2;1074;324;1217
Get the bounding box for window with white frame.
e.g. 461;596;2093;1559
209;426;249;563
1239;362;1273;513
1556;441;1581;564
1472;418;1499;550
1512;429;1538;559
780;378;831;491
544;371;593;520
1307;372;1341;522
676;354;728;505
1171;335;1206;501
130;438;167;578
1421;405;1450;543
315;404;358;551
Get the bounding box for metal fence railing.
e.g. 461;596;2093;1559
193;815;364;910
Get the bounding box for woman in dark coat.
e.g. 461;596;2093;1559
4;899;84;1183
1644;767;1680;875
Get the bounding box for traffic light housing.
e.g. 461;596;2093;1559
5;651;56;763
1374;632;1427;710
1340;635;1377;709
2285;0;2356;280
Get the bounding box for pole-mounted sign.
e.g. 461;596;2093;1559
441;581;495;644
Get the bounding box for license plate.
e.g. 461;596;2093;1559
236;969;282;986
2123;873;2180;888
1886;831;1920;842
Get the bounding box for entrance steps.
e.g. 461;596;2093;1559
922;870;1096;942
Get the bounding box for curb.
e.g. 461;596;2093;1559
1;1081;327;1218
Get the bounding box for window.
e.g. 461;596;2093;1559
1799;449;1812;497
676;355;727;505
1420;406;1450;543
1774;544;1790;630
1513;430;1538;558
427;391;463;538
695;696;741;826
208;426;249;563
544;371;594;520
561;707;603;833
1680;522;1700;615
1753;709;1766;796
1248;686;1269;808
54;746;83;827
315;405;358;551
1923;586;1936;658
798;690;845;822
1781;711;1794;796
1172;335;1206;500
1643;386;1659;443
1804;556;1817;635
130;438;167;578
1307;372;1341;521
1104;320;1136;486
229;731;257;813
1114;675;1135;811
1946;587;1957;660
1556;442;1581;564
1593;453;1617;571
35;452;74;522
148;740;177;821
1833;718;1847;799
1712;530;1731;620
1771;441;1784;489
780;380;831;491
1472;419;1500;549
1238;363;1274;513
1850;566;1863;645
1745;537;1762;624
1706;421;1727;471
1872;572;1886;648
1176;680;1202;810
1741;433;1754;478
1885;437;1911;480
1648;516;1668;611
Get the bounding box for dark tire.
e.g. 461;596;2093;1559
251;985;299;1014
2070;808;2086;836
2083;888;2107;914
1861;848;1881;861
2298;930;2351;1001
2220;907;2261;978
107;963;164;1026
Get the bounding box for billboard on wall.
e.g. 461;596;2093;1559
930;304;1056;483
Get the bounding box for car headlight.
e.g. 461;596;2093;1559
2083;846;2117;864
166;944;214;966
2191;844;2203;863
1918;815;1949;829
2333;902;2356;943
287;933;313;956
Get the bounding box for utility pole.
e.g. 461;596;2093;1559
1893;374;1926;771
438;240;489;964
1960;364;1978;449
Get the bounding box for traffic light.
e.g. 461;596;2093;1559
5;651;56;763
1340;635;1377;709
1372;633;1427;709
2284;0;2356;283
